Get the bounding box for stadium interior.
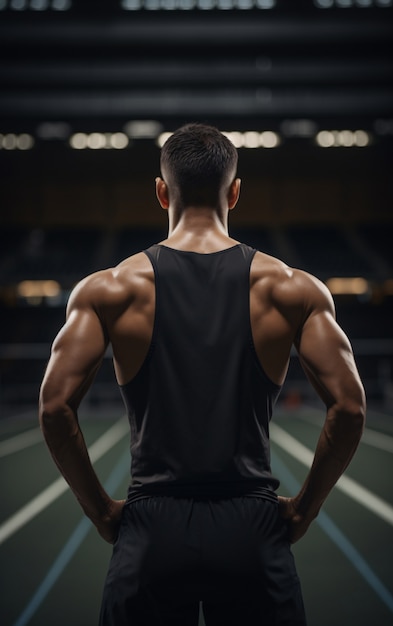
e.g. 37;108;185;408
0;3;393;626
1;0;392;410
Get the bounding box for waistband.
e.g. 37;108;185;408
126;482;278;505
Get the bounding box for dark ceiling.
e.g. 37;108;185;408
0;0;392;228
0;1;392;132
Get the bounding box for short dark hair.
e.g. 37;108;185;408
160;123;238;207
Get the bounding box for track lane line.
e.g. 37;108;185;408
0;417;129;545
286;410;393;453
0;428;43;458
12;447;130;626
270;422;393;526
358;427;393;454
272;449;393;615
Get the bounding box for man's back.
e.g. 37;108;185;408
96;236;309;390
120;242;281;500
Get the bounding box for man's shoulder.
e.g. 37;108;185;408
68;251;154;309
251;250;295;288
113;250;154;278
252;249;289;272
251;250;333;308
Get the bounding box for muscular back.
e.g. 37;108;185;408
86;247;328;389
47;237;348;420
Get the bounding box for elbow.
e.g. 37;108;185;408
341;393;366;423
349;385;367;432
39;402;60;432
345;402;366;436
328;395;366;441
39;390;59;427
39;402;79;452
39;391;75;437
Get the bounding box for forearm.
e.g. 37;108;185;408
294;403;365;519
39;404;113;524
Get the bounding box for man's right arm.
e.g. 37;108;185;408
278;272;366;543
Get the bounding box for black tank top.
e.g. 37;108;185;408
120;243;281;503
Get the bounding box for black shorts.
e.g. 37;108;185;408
99;496;306;626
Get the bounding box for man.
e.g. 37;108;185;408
39;123;365;625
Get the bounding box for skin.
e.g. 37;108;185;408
39;175;366;545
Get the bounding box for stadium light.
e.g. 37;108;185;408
326;277;370;295
69;132;129;150
0;133;34;150
121;0;275;9
315;130;370;148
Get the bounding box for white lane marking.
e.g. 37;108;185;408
289;411;393;454
0;417;129;545
360;428;393;454
0;428;43;458
270;422;393;527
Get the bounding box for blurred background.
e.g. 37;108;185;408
0;0;392;410
1;4;393;626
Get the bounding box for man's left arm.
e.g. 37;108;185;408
39;275;125;543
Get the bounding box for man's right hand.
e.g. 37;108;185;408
94;498;126;545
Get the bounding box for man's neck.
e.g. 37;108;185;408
162;206;237;253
